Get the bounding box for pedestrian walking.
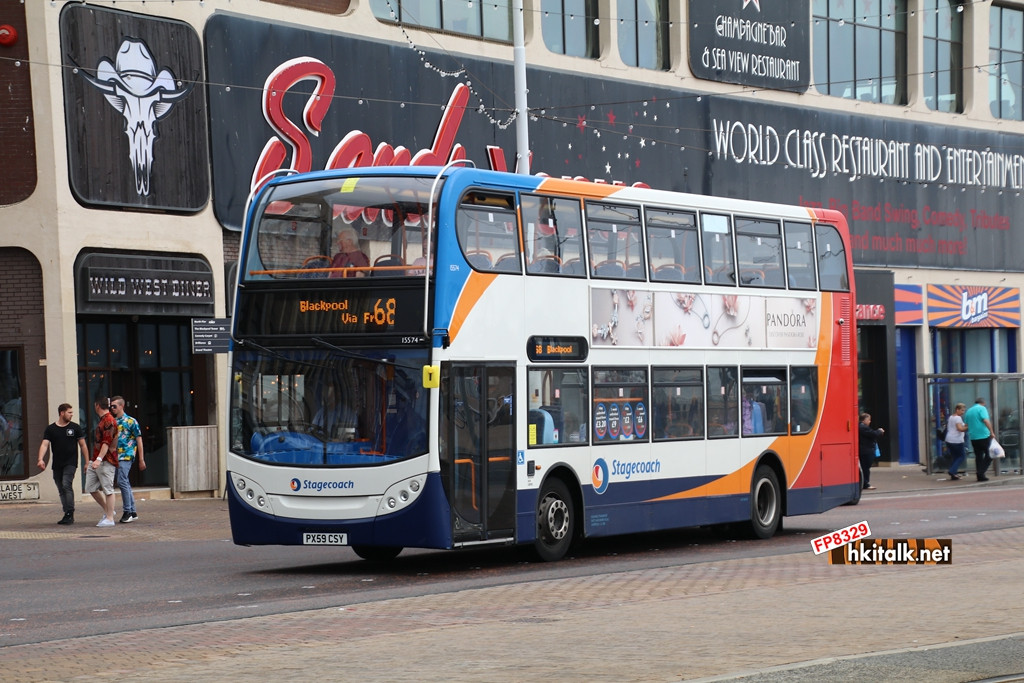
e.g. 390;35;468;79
86;398;118;527
944;402;969;480
110;396;145;523
36;403;88;525
964;397;994;482
858;412;884;490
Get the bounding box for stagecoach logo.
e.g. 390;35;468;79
76;38;193;196
290;478;302;492
592;458;610;494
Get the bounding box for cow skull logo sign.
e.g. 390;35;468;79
77;38;192;196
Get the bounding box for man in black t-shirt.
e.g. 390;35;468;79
37;403;88;525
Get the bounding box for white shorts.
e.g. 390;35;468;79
84;461;116;495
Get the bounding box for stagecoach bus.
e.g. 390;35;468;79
227;165;859;561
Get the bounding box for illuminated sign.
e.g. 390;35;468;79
234;286;425;341
527;336;588;362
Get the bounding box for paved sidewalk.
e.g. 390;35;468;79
2;466;1023;682
865;461;1024;493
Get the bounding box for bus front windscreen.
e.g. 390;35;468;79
243;175;440;281
230;347;429;466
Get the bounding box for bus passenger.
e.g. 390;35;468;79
330;226;369;278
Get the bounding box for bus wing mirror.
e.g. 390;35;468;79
422;365;440;389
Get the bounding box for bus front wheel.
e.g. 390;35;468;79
352;545;403;562
535;478;575;562
748;465;782;539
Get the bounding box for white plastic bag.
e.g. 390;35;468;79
990;437;1005;459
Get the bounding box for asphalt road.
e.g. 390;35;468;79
3;481;1023;676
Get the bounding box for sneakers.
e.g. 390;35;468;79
130;512;139;522
863;485;877;490
948;473;962;481
57;513;74;525
97;517;115;527
978;476;990;482
120;511;133;524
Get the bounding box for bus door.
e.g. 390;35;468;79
442;363;517;544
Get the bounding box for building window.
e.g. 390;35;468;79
0;348;26;480
542;0;599;58
262;0;351;12
813;0;907;104
370;0;512;42
924;1;963;112
933;328;1017;373
617;0;669;70
990;6;1024;120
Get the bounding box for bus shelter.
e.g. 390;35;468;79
923;374;1024;476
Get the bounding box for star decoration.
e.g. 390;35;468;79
607;110;617;126
576;115;586;132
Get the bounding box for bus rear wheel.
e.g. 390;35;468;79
748;464;782;539
535;478;574;562
351;545;403;562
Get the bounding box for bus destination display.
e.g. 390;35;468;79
527;336;588;362
236;287;424;340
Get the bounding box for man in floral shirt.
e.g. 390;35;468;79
110;396;146;523
86;398;118;527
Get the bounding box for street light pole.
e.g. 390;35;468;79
512;0;530;174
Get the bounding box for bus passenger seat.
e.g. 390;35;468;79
372;254;405;276
528;408;555;445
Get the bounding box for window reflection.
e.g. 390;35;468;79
0;349;25;479
813;0;907;104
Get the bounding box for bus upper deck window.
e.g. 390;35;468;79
815;223;850;291
701;214;735;286
457;191;519;272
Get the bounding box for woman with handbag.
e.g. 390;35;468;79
858;412;885;491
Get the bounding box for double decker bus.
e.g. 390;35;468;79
228;165;859;561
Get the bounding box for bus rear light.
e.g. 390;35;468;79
235;477;246;490
387;497;397;509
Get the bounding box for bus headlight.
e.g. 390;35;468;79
377;475;426;516
230;473;274;514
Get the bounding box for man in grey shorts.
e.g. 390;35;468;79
86;398;118;527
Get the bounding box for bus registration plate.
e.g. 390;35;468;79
303;532;348;545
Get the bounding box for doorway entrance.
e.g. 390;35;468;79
77;318;206;487
441;363;517;545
